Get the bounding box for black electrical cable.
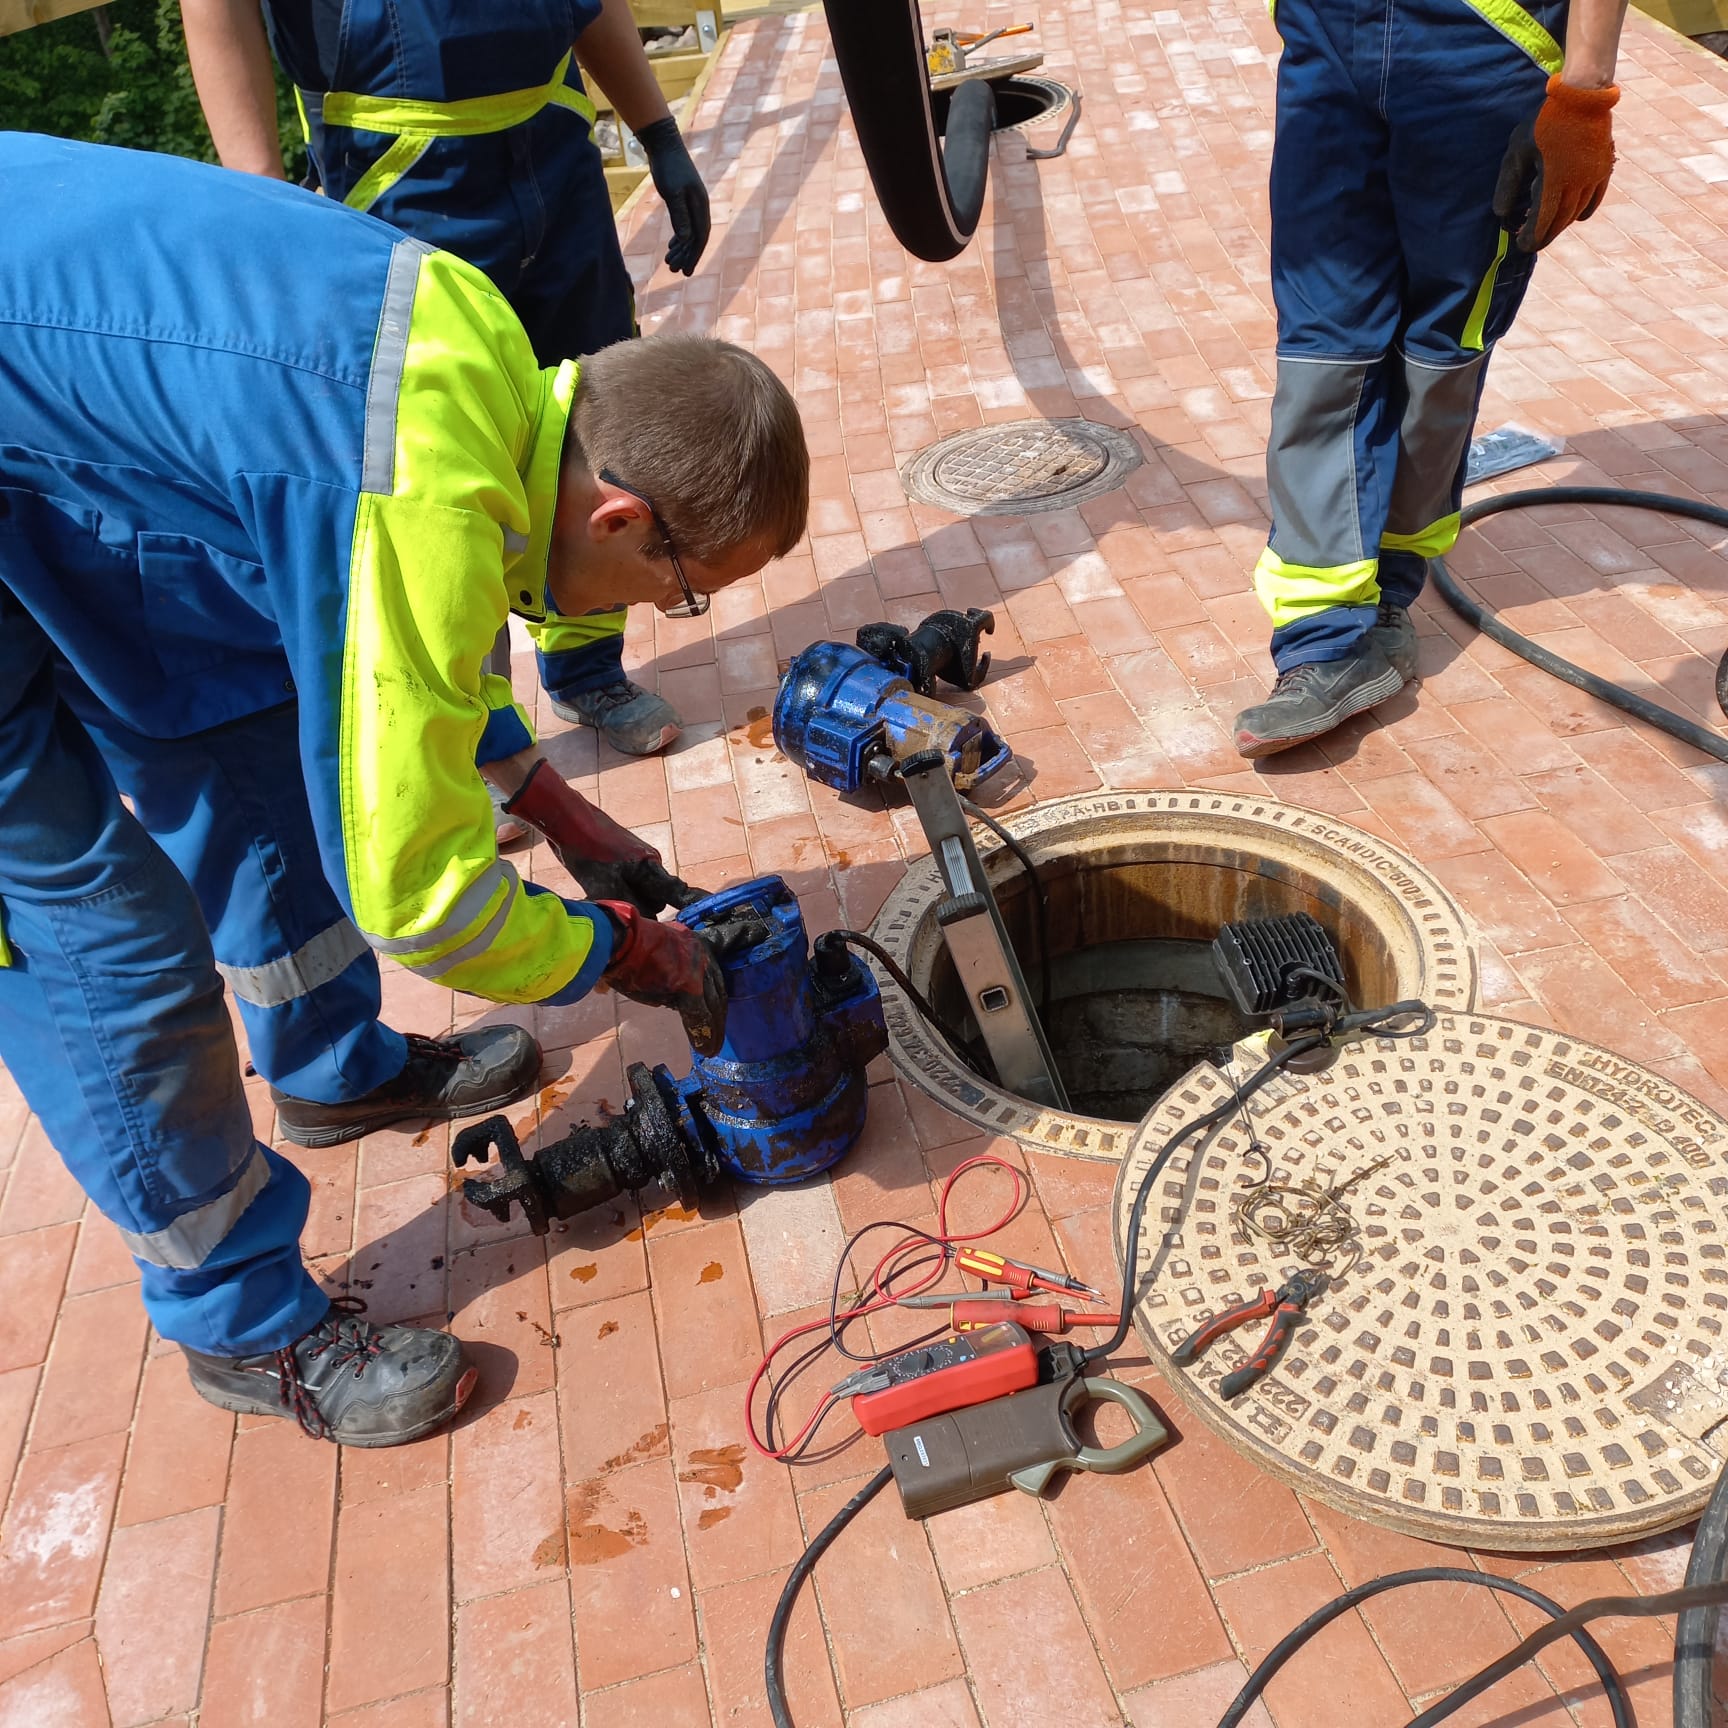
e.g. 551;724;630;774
1409;1577;1728;1728
1214;1567;1632;1728
960;794;1052;1018
1432;486;1728;763
765;1467;893;1728
831;928;985;1077
1081;999;1435;1370
1674;1448;1728;1727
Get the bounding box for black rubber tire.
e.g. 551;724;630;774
1675;1461;1728;1728
819;0;995;261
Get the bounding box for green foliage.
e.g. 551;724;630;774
0;1;306;179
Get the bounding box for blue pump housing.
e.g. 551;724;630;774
773;640;1011;794
674;875;888;1184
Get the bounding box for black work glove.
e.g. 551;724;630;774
566;854;705;918
636;117;711;276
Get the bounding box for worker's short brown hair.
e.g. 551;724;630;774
568;333;808;564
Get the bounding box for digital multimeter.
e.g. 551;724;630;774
850;1323;1041;1435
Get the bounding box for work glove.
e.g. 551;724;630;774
1494;76;1619;253
596;901;766;1055
501;759;703;917
635;117;711;276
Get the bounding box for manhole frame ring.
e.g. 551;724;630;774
1109;1014;1728;1550
900;416;1144;516
990;74;1075;133
869;789;1478;1162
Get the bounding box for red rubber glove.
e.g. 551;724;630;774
1494;76;1618;253
597;901;729;1055
502;760;702;917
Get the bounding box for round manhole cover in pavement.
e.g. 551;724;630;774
1113;1014;1728;1549
902;419;1143;515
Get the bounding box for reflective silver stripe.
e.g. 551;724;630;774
1384;351;1489;540
410;879;516;979
364;858;518;957
117;1145;271;1271
502;528;530;557
361;237;430;496
1264;356;1372;568
216;918;371;1009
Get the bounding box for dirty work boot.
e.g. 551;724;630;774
550;681;682;756
184;1299;475;1446
272;1025;541;1149
1369;601;1419;682
1233;643;1405;759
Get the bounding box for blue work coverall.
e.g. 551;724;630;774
0;134;614;1354
267;0;638;702
1254;0;1563;669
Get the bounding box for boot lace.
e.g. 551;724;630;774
1269;662;1327;697
399;1032;466;1083
576;680;645;716
274;1296;385;1440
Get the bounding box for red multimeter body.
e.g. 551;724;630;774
851;1323;1040;1435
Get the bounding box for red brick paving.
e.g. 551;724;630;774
6;1;1728;1722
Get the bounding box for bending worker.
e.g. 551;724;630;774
1232;0;1625;757
184;0;712;760
0;134;807;1446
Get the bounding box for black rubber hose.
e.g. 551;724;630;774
1675;1455;1728;1727
819;0;996;261
765;1466;892;1728
1432;486;1728;763
1214;1567;1632;1728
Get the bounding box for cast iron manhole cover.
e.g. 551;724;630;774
902;419;1142;515
1113;1014;1728;1549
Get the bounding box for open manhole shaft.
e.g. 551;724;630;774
870;791;1476;1159
1113;1015;1728;1549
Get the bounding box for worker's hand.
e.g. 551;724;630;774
501;759;704;916
635;117;711;276
1494;75;1618;253
596;902;730;1054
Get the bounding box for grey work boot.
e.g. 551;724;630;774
185;1300;475;1446
1369;602;1419;682
1234;643;1405;759
272;1025;541;1150
550;680;682;756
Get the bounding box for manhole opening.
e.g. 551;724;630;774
926;845;1403;1122
868;793;1476;1159
932;75;1071;135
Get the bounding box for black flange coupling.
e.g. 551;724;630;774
855;607;994;694
452;1063;714;1235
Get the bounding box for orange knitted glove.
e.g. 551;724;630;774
1494;76;1619;253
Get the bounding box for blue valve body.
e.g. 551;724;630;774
675;876;888;1184
772;640;1010;793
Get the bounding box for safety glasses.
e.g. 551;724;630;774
599;467;709;618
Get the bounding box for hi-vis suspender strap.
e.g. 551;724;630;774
1265;0;1561;71
299;50;600;214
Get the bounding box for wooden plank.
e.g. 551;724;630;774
0;0;107;34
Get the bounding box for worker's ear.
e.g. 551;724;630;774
588;489;654;542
